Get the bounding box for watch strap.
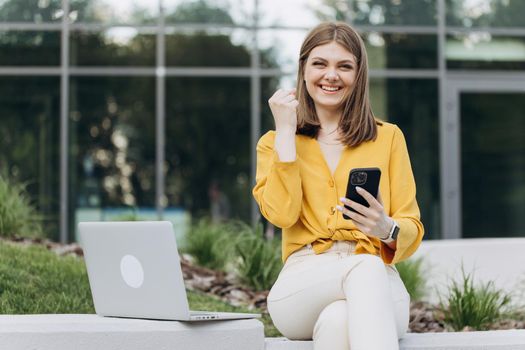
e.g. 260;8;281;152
381;220;399;244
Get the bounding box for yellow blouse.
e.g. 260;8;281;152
252;121;424;264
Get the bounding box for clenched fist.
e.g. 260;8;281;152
268;89;299;132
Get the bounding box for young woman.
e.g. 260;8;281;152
252;22;424;350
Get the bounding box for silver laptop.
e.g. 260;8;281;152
79;221;260;321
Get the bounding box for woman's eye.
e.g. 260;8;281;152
313;62;325;66
341;65;353;69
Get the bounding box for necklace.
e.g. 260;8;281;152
317;125;342;145
317;138;342;146
319;126;339;136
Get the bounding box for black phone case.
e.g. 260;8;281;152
343;167;381;220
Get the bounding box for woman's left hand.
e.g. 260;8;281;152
336;187;393;240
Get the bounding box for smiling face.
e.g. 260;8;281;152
303;41;357;114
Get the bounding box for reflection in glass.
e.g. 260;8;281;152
166;77;254;223
258;0;338;28
352;0;437;26
364;33;438;69
70;0;158;24
370;78;440;239
0;77;60;239
447;34;525;70
164;0;254;26
70;30;155;66
446;0;525;28
0;0;62;22
461;93;525;237
258;29;307;73
166;28;252;67
0;31;60;66
69;77;156;239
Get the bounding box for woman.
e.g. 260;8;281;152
252;22;424;350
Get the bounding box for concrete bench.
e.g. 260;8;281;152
265;330;525;349
0;314;264;350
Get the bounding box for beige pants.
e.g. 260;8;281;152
267;241;410;350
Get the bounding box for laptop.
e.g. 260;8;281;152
79;221;261;321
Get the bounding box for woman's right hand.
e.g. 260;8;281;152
268;89;299;132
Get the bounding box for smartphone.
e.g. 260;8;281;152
343;167;381;220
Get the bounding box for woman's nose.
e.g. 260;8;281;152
325;70;339;80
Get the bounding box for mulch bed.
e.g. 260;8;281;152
3;236;524;333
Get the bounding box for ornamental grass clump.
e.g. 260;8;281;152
181;218;235;271
396;257;427;301
440;268;511;331
0;174;43;239
233;223;282;291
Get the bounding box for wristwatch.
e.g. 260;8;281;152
381;220;400;244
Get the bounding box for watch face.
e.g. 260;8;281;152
392;225;400;240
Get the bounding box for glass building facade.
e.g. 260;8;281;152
0;0;523;242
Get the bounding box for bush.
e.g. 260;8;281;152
0;174;43;239
181;218;235;271
233;223;282;291
396;257;427;301
440;268;511;331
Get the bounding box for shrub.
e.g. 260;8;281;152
0;174;43;239
181;218;235;271
233;223;282;291
396;257;427;301
440;268;511;331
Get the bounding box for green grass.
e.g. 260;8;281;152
0;241;280;336
396;257;427;301
440;267;512;331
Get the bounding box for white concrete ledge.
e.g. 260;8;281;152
265;330;525;350
0;314;264;350
413;238;525;305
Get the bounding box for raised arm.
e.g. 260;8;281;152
252;89;303;228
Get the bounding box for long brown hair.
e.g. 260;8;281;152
295;22;380;147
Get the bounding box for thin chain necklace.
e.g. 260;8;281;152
317;126;342;145
317;138;342;146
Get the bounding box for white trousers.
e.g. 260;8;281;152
267;241;410;350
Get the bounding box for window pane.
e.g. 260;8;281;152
166;77;251;223
364;33;438;69
70;30;156;66
165;0;254;26
446;0;525;27
0;31;60;66
261;76;286;134
461;92;525;237
258;29;306;72
70;0;158;24
0;77;60;239
370;78;440;239
353;0;437;26
258;0;341;28
447;34;525;70
0;0;62;22
69;77;156;240
166;29;252;67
